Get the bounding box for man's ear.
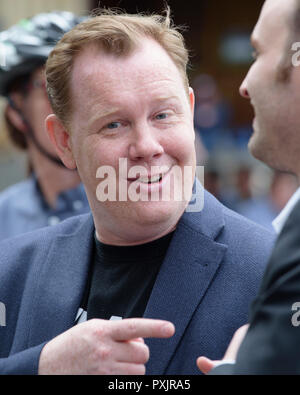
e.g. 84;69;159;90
46;114;77;170
188;87;195;117
188;87;196;142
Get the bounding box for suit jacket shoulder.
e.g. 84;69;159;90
182;189;275;287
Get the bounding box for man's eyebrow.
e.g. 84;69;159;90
87;107;120;129
152;95;180;103
156;95;178;100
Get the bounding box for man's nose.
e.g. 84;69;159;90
239;79;250;99
128;125;164;162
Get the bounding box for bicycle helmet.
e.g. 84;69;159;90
0;11;85;96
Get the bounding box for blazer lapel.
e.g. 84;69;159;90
15;215;95;350
144;190;228;375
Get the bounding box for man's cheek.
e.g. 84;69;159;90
177;140;196;164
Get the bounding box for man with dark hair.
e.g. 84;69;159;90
197;0;300;374
0;12;90;241
0;9;274;375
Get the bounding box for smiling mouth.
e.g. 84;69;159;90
127;168;171;185
138;174;163;184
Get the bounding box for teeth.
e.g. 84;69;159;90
139;174;162;184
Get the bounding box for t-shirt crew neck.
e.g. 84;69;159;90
81;231;175;321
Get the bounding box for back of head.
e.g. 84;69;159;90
46;8;190;127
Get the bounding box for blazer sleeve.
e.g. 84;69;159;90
209;363;235;375
0;343;46;375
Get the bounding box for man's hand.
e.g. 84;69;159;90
38;318;175;375
197;324;249;374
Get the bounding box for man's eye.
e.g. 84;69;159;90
155;113;168;120
106;122;121;129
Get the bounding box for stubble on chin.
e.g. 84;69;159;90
248;128;260;158
248;131;281;172
248;128;268;164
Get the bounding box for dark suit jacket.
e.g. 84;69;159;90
211;198;300;375
0;189;274;375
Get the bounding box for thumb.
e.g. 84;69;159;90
196;356;216;375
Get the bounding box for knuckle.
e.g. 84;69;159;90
127;320;138;333
136;345;149;364
96;344;112;362
93;324;107;339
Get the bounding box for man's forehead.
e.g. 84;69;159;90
73;39;179;80
71;40;183;99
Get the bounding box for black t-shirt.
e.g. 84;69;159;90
81;231;174;321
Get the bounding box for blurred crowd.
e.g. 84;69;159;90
192;73;298;231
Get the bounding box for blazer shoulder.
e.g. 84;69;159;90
0;213;93;272
221;205;276;247
183;188;276;248
216;206;275;288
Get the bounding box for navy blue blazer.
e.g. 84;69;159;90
0;189;274;375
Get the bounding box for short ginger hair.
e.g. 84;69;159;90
46;8;190;128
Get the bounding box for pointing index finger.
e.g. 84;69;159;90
110;318;175;341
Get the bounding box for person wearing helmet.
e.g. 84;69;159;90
0;11;90;241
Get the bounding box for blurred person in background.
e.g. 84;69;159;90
235;169;297;231
192;74;234;152
0;11;90;241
